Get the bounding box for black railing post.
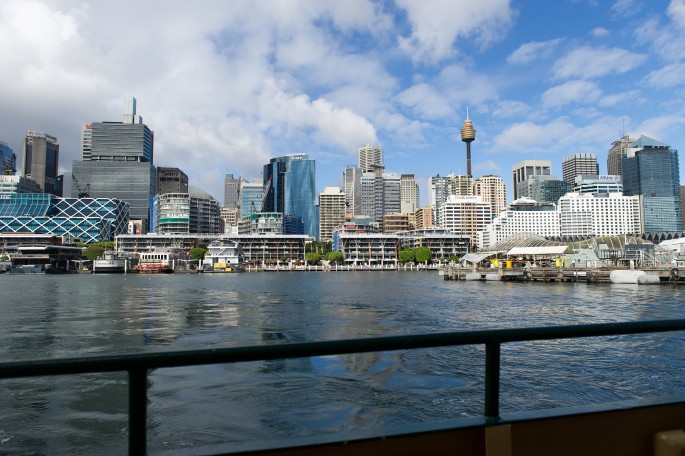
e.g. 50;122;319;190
129;367;148;455
484;341;501;419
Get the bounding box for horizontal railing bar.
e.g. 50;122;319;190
2;319;685;379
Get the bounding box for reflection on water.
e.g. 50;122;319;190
1;273;684;453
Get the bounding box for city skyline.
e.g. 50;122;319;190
1;1;684;205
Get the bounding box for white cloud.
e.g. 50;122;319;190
491;100;532;118
396;0;514;63
634;115;685;142
552;46;647;79
542;80;602;108
636;8;685;63
397;83;454;119
507;39;563;64
598;90;642;107
668;0;685;28
644;63;685;88
491;116;620;155
591;27;609;38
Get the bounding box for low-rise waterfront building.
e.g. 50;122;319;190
115;233;312;263
0;193;129;243
334;228;470;265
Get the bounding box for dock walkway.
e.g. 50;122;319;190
441;266;682;284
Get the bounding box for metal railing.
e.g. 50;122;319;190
1;319;685;455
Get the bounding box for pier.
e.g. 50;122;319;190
441;265;682;284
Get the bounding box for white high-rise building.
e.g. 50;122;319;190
400;174;420;214
558;192;642;237
319;187;346;242
439;195;491;247
429;173;473;225
358;145;383;172
343;166;357;215
480;198;559;250
512;160;551;200
473;175;506;221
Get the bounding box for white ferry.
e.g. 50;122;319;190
134;251;181;274
92;252;127;273
202;240;245;272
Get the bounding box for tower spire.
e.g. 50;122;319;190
460;112;476;178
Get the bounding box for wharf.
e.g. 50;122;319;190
441;266;682;284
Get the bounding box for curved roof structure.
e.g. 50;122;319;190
491;232;567;251
188;185;216;201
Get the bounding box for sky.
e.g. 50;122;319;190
1;0;685;206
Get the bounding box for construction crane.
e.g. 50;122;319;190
72;175;90;198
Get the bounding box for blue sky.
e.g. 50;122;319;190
1;0;684;205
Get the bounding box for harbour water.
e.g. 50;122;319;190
1;272;685;454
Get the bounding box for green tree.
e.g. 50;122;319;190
398;249;415;264
305;252;321;264
326;251;344;264
415;247;432;264
84;244;106;261
189;247;207;260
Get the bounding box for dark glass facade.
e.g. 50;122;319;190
0;193;129;242
1;142;16;175
622;136;682;233
72;161;156;228
90;122;153;161
263;155;316;236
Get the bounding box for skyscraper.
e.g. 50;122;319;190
358;145;383;172
342;165;358;215
400;174;420;214
473;175;506;219
224;173;240;209
262;154;316;236
1;141;16;175
622;135;682;233
512;160;551;200
319;187;346;242
239;179;264;217
23;131;59;194
607;135;635;177
72;97;156;231
562;153;599;183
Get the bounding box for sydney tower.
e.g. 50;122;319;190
460;114;476;178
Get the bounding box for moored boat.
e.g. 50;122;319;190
134;251;182;273
93;252;127;273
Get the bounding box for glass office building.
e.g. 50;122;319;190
263;154;316;236
0;193;129;242
622;136;682;233
72;97;155;231
1;141;16;175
